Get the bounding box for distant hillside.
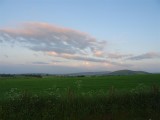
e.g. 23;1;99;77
67;71;111;76
7;70;149;77
108;70;149;75
66;70;149;76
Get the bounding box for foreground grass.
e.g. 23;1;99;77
0;88;160;120
0;74;160;119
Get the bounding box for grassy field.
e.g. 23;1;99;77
1;74;160;98
0;74;160;120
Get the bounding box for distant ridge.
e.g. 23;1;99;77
66;70;150;76
0;70;150;76
67;71;111;76
108;70;150;76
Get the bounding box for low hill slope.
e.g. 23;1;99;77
108;70;149;75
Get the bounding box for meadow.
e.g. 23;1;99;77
0;74;160;120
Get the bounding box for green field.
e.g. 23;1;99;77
0;74;160;98
0;74;160;120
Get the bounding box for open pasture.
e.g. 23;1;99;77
0;74;160;99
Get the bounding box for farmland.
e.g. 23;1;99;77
0;74;160;120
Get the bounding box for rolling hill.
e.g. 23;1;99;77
108;70;150;75
66;70;150;76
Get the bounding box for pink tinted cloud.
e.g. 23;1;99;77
0;22;132;67
0;22;106;55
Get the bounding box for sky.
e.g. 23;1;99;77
0;0;160;74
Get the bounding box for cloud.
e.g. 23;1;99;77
32;61;49;65
52;60;64;63
48;52;131;67
0;22;108;60
0;22;106;56
3;55;8;58
107;53;132;59
0;22;129;66
128;52;160;60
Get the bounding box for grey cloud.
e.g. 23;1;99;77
0;35;5;42
108;53;133;59
32;61;49;65
128;52;160;60
3;55;8;58
52;60;64;62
